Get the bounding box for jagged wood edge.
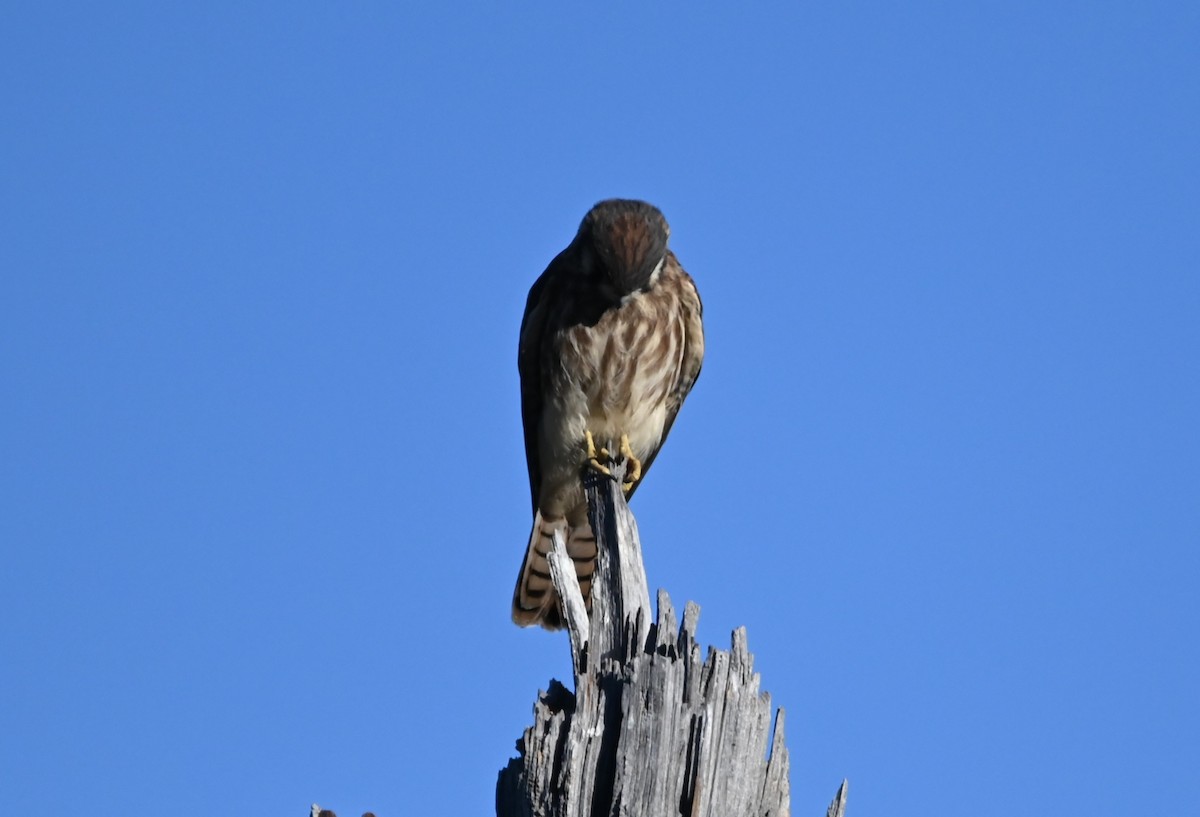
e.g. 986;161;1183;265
498;462;835;817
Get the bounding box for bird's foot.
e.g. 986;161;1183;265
585;430;613;478
618;433;642;493
584;431;640;492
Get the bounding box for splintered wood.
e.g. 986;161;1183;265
497;465;846;817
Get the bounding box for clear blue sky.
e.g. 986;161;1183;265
2;3;1197;815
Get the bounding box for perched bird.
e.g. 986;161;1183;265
513;199;705;629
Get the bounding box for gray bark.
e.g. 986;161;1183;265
497;465;846;816
825;781;848;817
308;807;375;817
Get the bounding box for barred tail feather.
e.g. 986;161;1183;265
512;510;598;629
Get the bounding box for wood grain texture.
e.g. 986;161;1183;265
497;464;844;817
825;780;849;817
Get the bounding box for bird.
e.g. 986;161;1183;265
513;199;705;629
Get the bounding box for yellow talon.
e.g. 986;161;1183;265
619;433;642;493
585;430;613;477
584;431;641;491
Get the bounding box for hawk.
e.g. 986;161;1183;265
513;199;705;629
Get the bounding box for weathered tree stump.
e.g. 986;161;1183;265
497;464;847;817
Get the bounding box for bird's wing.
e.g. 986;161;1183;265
517;249;571;514
627;255;705;499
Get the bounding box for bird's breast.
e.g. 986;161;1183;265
551;287;683;457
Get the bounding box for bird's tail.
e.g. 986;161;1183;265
511;510;597;629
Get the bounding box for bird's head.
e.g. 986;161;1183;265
575;199;670;298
